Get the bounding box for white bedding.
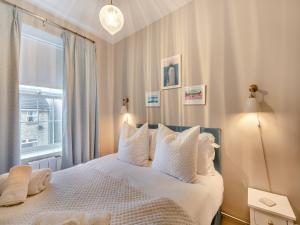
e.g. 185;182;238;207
92;154;224;225
0;154;223;225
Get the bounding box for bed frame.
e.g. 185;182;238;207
137;124;222;225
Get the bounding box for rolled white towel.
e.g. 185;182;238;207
0;168;52;196
0;173;7;195
28;168;52;196
33;211;111;225
0;165;32;206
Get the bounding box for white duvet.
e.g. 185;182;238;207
94;154;224;225
0;154;223;225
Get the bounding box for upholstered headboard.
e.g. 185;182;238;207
137;124;222;173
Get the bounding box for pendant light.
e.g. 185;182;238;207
99;0;124;35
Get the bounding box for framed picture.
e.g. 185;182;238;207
145;91;160;107
161;54;181;90
183;85;206;105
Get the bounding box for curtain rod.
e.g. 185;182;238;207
1;0;95;43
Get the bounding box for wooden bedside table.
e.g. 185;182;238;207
248;188;296;225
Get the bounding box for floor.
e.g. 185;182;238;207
222;216;249;225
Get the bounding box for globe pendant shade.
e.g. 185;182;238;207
99;4;124;35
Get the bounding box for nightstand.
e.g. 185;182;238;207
248;188;296;225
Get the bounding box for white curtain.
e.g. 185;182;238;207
62;32;99;168
0;3;21;174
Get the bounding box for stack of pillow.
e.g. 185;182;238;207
0;165;52;206
117;123;218;183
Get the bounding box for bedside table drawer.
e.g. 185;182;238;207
254;210;287;225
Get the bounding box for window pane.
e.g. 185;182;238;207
20;86;62;156
19;24;63;158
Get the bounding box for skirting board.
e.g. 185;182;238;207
221;211;249;225
211;210;250;225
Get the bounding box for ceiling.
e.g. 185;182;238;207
25;0;193;44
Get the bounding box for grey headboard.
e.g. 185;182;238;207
137;124;221;173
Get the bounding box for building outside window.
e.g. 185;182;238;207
26;111;38;124
20;85;62;156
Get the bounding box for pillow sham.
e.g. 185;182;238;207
197;133;216;175
152;124;200;183
117;122;149;166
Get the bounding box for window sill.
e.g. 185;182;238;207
21;148;62;164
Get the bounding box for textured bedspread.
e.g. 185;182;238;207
0;162;194;225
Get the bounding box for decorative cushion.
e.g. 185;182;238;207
152;124;199;183
117;122;149;166
197;133;216;175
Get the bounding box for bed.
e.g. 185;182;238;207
0;125;223;225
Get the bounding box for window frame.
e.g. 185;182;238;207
19;24;64;161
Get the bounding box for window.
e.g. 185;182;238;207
19;24;63;159
26;111;38;124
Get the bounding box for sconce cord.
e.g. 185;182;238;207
257;112;272;192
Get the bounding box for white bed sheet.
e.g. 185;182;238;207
86;154;224;225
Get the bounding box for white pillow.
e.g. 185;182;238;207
197;133;216;175
117;123;149;166
152;124;200;183
149;129;157;160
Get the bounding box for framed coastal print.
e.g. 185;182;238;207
145;91;160;107
183;85;206;105
161;54;181;90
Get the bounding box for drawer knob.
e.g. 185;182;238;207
268;220;274;225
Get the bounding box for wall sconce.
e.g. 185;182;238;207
245;84;259;113
245;84;271;192
245;84;260;127
120;97;129;115
120;97;129;123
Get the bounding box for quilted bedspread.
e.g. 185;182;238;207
0;161;194;225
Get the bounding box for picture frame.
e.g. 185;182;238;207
145;91;160;107
161;54;181;90
183;85;206;105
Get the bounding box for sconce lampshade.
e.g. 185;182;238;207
245;96;259;113
245;84;259;113
120;105;128;114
